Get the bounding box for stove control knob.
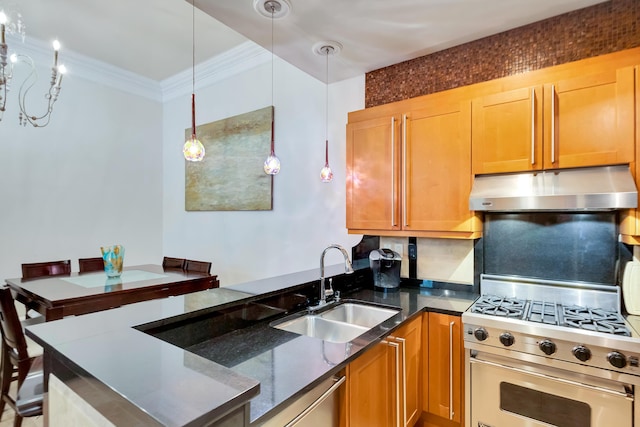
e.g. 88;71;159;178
539;340;556;355
607;351;627;369
499;332;514;347
473;328;488;341
572;345;591;362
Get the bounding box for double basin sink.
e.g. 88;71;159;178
271;302;400;343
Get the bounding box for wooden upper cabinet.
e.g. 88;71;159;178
346;99;477;237
472;66;635;175
405;102;473;233
543;66;635;169
619;65;640;244
472;86;543;174
346;115;401;231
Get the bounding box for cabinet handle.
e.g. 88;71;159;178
449;321;455;421
387;340;401;427
285;375;346;426
530;88;535;165
395;336;407;426
391;117;397;227
551;84;556;164
402;114;408;228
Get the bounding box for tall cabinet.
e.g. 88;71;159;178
346;98;479;238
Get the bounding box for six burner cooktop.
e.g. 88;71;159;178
471;295;631;336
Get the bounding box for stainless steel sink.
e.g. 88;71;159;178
319;303;399;328
272;315;369;343
271;302;400;343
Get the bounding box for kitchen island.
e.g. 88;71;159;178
26;265;476;426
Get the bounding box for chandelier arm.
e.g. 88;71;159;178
16;54;60;127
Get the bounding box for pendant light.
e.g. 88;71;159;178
313;41;342;182
183;0;205;162
260;0;289;175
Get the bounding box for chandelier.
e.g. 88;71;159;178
0;9;66;127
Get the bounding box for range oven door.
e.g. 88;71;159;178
469;352;634;427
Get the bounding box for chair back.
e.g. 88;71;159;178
184;259;212;274
162;257;186;270
0;287;29;365
79;257;105;273
21;260;71;279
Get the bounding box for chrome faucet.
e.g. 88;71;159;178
317;244;354;307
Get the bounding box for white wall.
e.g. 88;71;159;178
0;57;163;280
162;57;365;286
0;38;365;287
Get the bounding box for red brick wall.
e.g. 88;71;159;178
365;0;639;107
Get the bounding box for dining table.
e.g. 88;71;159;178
5;264;219;321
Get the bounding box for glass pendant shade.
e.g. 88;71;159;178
320;139;333;182
183;135;205;162
264;151;281;175
183;93;204;162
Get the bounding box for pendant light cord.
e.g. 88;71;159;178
270;5;275;154
325;47;329;160
191;0;196;137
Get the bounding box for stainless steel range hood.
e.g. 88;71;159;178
469;165;638;211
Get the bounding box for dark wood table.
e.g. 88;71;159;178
6;264;219;321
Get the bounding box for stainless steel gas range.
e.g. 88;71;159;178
462;274;640;427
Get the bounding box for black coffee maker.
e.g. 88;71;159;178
369;249;402;291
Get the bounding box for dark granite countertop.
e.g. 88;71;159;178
26;265;477;426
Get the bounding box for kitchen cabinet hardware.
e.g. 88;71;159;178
284;375;345;427
449;321;455;421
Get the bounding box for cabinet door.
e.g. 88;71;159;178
405;102;473;232
346;115;401;231
425;312;463;425
347;340;398;426
544;66;635;169
472;86;543;174
393;316;422;427
620;66;640;243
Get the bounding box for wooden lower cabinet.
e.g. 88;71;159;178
347;339;397;426
421;312;464;427
347;315;422;427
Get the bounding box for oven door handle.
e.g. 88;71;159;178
470;356;633;399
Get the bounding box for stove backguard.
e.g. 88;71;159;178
483;212;619;285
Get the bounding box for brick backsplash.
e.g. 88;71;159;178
365;0;640;107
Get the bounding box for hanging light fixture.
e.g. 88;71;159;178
0;9;66;127
313;41;341;183
257;0;290;175
183;0;205;162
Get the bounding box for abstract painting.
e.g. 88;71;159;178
185;106;273;211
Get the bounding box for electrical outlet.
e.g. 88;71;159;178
394;243;403;257
408;243;417;260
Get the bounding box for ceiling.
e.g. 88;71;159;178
4;0;607;83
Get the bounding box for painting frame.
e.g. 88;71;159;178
185;106;274;211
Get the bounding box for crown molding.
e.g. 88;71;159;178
6;34;162;102
160;41;270;102
5;36;270;104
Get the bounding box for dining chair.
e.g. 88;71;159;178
20;259;72;318
0;286;44;426
184;259;212;274
162;256;186;270
21;259;71;279
78;257;105;273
